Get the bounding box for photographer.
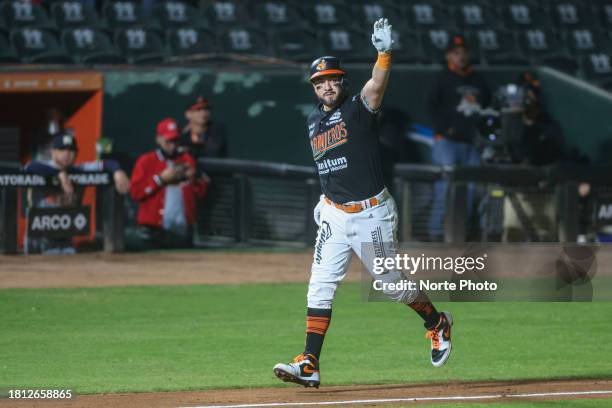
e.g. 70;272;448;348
130;118;208;249
491;73;564;241
480;72;564;165
513;72;564;166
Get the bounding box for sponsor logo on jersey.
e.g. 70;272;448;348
311;121;348;160
308;122;316;137
326;111;343;126
316;156;348;175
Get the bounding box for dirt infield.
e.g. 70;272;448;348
2;378;612;408
2;244;610;289
0;250;361;289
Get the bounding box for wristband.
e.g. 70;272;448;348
375;52;392;70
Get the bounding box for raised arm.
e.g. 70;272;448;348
361;18;394;112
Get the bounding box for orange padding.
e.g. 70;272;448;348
375;52;392;70
306;316;331;336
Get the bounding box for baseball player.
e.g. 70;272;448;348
273;19;453;388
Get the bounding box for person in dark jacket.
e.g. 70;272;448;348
514;72;564;166
24;133;130;254
181;96;228;159
427;34;491;241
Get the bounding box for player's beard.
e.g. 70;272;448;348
318;88;345;110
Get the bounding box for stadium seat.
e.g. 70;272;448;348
10;27;71;63
498;2;548;29
103;1;147;29
402;2;453;28
304;1;352;29
51;1;101;29
61;27;124;63
582;53;612;84
548;1;590;29
517;28;578;73
468;29;529;65
453;3;499;29
217;27;272;56
0;29;18;62
350;1;406;29
420;28;454;64
565;29;612;56
114;27;166;63
518;28;569;53
202;1;252;29
272;28;321;62
596;3;612;30
1;0;54;29
154;1;202;29
318;28;372;62
390;29;427;63
251;1;304;30
167;27;217;59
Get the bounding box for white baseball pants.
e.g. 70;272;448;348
307;188;419;309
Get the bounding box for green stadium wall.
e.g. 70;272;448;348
102;65;611;166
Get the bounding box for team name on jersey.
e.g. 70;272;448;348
310;121;348;160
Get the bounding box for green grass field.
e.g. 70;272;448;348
1;282;611;395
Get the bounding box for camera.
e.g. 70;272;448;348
476;83;530;164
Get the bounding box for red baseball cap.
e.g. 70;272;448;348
156;118;180;141
447;34;468;52
187;96;210;111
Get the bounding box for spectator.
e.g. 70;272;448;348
32;108;67;162
24;133;130;254
427;34;491;241
181;96;228;158
130;118;208;249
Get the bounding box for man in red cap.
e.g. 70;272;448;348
130;118;208;248
181;96;228;158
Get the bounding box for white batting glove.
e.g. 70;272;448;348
314;196;324;227
371;18;393;53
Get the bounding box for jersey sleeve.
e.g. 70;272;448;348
23;161;58;176
129;155;164;202
348;93;378;127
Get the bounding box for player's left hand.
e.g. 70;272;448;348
371;18;393;53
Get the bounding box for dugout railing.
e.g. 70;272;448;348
198;158;612;246
0;163;125;254
4;159;612;253
196;158;320;246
